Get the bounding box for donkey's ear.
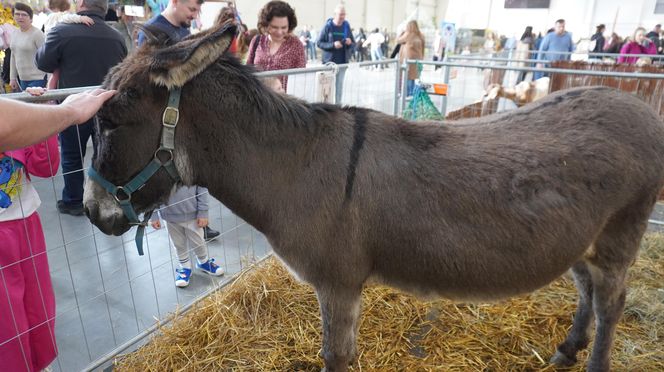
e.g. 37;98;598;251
148;20;238;89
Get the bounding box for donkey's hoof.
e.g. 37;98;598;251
550;350;577;367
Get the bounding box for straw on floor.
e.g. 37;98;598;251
115;233;664;371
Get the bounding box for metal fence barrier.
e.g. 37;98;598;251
2;58;400;372
406;59;664;119
4;56;664;371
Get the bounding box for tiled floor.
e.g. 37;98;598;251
26;148;270;372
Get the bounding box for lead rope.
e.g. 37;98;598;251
132;87;182;255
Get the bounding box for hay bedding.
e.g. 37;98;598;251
116;234;664;371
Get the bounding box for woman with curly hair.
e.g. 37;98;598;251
246;0;305;91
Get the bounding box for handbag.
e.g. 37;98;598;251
247;34;261;65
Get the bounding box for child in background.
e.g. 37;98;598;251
43;0;94;90
262;76;285;93
151;186;224;287
0;131;59;371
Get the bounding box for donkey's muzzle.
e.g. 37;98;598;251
85;200;131;236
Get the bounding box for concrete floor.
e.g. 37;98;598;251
33;168;271;372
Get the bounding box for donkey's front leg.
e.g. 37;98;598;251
315;285;363;372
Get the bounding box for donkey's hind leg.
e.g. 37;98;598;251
550;260;594;367
316;285;363;372
584;201;651;372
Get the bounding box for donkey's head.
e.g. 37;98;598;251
84;21;238;236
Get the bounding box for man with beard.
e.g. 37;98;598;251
137;0;203;46
137;0;222;241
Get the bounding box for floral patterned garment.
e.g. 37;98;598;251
0;154;23;210
247;34;306;91
0;136;59;221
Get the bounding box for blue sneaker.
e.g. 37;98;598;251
175;268;192;287
197;258;224;276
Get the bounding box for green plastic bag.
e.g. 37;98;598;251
402;83;445;121
402;63;444;121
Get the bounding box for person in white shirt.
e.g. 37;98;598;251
363;28;385;68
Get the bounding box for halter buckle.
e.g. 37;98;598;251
162;107;179;128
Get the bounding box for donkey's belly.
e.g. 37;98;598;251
369;241;584;303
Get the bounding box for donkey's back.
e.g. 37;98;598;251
353;87;664;301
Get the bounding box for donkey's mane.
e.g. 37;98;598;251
208;52;360;132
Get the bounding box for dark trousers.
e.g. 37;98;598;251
59;119;96;205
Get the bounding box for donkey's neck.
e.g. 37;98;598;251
183;78;353;238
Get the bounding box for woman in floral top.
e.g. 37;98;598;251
246;0;306;91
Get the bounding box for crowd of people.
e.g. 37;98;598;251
481;20;663;68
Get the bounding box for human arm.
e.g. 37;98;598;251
617;42;630;63
535;35;550;67
195;186;209;228
397;32;408;45
195;186;209;220
293;37;307;68
536;35;549;61
22;135;60;178
316;24;335;51
150;211;162;229
645;39;658;55
246;35;258;65
344;23;355;48
59;14;95;26
363;37;370;48
9;45;18;90
35;28;62;73
0;88;116;152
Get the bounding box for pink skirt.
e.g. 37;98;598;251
0;212;57;372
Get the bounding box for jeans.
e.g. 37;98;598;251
371;48;383;62
406;79;415;97
307;43;317;60
59;118;96;206
18;78;46;91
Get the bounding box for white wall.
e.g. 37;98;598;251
201;0;660;41
201;0;449;34
444;0;663;41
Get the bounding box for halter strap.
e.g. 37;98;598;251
88;87;183;255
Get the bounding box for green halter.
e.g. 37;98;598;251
88;87;183;255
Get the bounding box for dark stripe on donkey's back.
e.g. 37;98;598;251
345;108;368;201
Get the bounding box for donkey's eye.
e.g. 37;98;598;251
124;88;139;100
97;115;119;130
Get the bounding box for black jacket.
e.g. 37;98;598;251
646;30;662;54
1;48;10;84
36;12;127;89
590;32;605;53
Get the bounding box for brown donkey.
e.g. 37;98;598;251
83;22;664;371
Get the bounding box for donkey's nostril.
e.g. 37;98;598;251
84;201;99;221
